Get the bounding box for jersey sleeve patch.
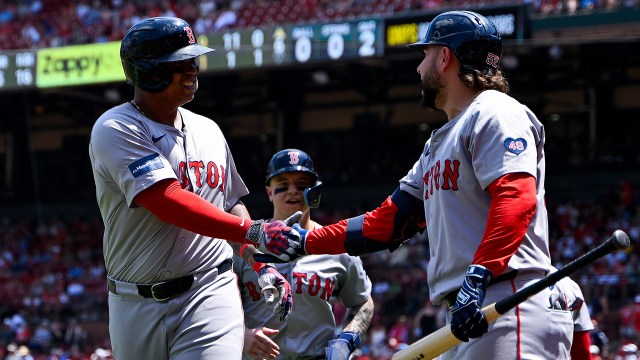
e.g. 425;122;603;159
503;137;527;155
128;153;165;178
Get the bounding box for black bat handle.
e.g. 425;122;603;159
495;230;630;314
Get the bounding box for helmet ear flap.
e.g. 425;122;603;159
304;181;323;208
122;59;173;93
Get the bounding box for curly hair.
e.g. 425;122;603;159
459;68;510;94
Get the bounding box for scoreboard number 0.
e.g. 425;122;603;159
295;36;312;63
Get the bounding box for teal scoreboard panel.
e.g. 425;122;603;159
198;18;384;72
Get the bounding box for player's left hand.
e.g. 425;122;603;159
325;331;361;360
450;264;493;342
258;265;293;321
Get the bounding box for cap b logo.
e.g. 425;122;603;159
183;26;196;44
288;151;300;165
486;53;500;69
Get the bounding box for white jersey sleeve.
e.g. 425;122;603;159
469;91;542;189
90;104;178;207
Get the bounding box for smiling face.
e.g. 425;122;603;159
266;172;313;220
158;58;200;106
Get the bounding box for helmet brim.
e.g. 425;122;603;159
406;41;438;53
157;44;215;63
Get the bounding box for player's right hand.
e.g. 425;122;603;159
450;264;493;342
245;212;303;262
258;265;294;321
251;212;308;263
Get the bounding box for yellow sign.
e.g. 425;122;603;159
386;23;419;47
37;42;125;88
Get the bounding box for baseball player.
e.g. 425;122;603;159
234;149;374;360
260;10;575;359
89;17;297;360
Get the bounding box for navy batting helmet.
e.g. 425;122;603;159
266;149;322;208
266;149;319;185
408;11;502;75
120;17;214;92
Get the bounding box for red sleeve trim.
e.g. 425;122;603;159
305;219;349;254
252;262;268;273
134;179;251;243
305;195;403;255
239;244;250;257
570;331;592;360
472;173;537;276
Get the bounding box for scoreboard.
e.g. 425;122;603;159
0;4;528;91
198;18;384;72
0;50;37;90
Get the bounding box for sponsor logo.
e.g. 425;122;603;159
128;153;164;178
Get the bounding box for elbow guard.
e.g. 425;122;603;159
344;188;426;256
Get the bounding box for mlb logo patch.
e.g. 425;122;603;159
504;138;527;155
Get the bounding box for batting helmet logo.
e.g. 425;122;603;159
288;151;300;165
183;26;196;44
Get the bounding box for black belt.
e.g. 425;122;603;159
443;269;519;307
108;259;232;302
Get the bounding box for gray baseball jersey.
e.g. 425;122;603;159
398;90;553;304
90;103;248;282
89;102;248;359
233;251;371;359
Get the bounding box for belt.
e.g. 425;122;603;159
108;259;232;302
443;269;519;307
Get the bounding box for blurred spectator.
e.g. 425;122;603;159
615;342;639;360
2;0;638;50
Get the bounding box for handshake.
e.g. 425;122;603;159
245;211;308;263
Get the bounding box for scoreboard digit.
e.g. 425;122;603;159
199;18;382;72
200;25;291;71
0;50;37;90
291;18;382;65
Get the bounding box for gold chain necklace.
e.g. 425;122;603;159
130;100;146;117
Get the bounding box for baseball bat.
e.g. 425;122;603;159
392;229;631;360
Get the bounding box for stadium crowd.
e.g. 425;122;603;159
1;0;639;359
0;179;638;359
1;0;639;51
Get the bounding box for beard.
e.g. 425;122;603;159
420;64;445;110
